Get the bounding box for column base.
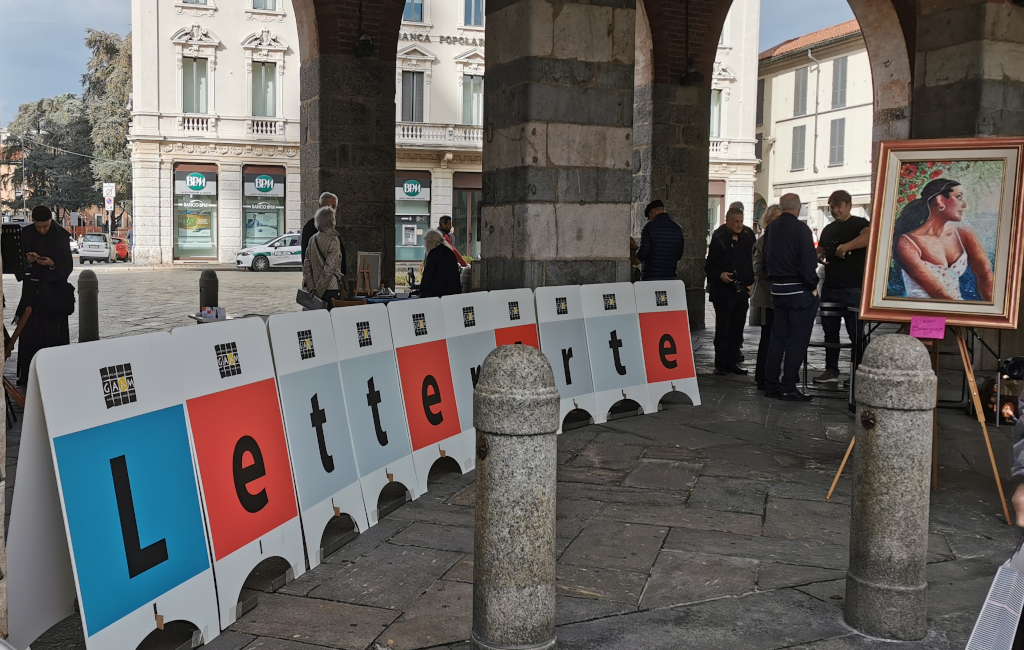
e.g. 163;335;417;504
844;573;927;641
471;631;556;650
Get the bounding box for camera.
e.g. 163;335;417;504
823;239;842;260
732;276;745;293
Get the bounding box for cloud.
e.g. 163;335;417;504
0;0;130;125
759;0;855;53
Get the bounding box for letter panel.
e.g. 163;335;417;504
267;311;369;569
171;318;305;626
333;303;420;525
634;280;701;408
580;283;652;421
490;288;540;348
389;297;468;496
535;286;598;432
9;333;219;650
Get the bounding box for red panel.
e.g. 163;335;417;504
187;379;298;560
639;311;695;383
493;324;539;349
395;340;463;450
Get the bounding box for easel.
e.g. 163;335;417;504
826;326;1012;526
355;258;373;296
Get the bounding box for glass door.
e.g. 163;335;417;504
453;189;482;260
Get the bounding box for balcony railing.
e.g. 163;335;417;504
396;122;483;149
179;115;216;133
248;119;283;137
709;138;729;154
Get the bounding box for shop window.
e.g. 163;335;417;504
173;166;218;259
402;71;425;122
183;57;208;114
462;75;483;126
243;167;286;248
252;61;276;118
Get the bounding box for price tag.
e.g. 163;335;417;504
910;316;946;340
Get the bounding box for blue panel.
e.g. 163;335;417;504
539;319;595;398
278;364;361;508
338;351;413;475
446;330;496;430
52;406;210;636
585;315;646;392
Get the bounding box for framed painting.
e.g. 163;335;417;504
862;138;1024;329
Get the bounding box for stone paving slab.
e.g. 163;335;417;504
375;581;472;650
559;519;669;573
639;550;758;607
594;501;764;536
555;563;649;605
231;593;399;649
687;475;770;515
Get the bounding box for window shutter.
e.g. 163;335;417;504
830;118;845;165
832;57;847;109
794;68;808;117
792;125;806;170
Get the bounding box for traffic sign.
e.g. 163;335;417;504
103;183;116;199
105;197;114;211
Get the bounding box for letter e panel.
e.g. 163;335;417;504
535;286;598;432
16;333;219;650
580;283;652;421
267;310;370;568
490;288;540;348
441;292;498;467
389;297;468;496
333;303;420;525
634;280;701;408
171;318;305;625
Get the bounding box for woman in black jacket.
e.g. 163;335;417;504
415;230;462;298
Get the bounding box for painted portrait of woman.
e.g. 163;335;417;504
890;178;994;302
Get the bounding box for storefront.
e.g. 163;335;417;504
452;172;482;261
243;165;286;248
173;163;218;260
395;171;432;272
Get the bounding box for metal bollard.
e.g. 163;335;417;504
846;334;936;640
78;269;99;342
472;345;560;650
199;269;219;311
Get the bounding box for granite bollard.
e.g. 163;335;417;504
846;334;936;640
78;269;99;342
199;269;218;311
472;344;560;650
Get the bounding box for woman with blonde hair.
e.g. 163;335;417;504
302;206;344;309
751;204;783;389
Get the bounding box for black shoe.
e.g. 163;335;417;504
728;365;748;375
764;389;780;398
757;382;765;391
779;390;813;402
738;354;745;363
714;367;729;376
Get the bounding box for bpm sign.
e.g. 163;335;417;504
254;175;275;192
186;173;206;191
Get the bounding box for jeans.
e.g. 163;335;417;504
755;308;775;386
712;292;749;369
765;291;819;394
821;286;863;375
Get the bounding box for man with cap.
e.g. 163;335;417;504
636;199;684;281
13;206;74;383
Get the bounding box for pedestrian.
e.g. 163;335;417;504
415;230;462;298
705;206;755;375
301;206;344;309
813;190;870;385
763;193;819;401
438;216;469;267
636;199;684;280
14;206;74;384
812;227;820;245
751;204;783;389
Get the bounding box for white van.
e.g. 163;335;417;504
80;233;116;264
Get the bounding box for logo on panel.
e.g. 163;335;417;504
101;364;137;409
215;342;242;378
297;330;316;359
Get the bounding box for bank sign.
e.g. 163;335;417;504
244;172;285;198
395;177;431;201
175;171;218;196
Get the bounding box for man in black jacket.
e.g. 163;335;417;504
763;193;819;401
705;207;755;374
637;200;684;280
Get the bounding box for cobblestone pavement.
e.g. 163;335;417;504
5;273;1018;650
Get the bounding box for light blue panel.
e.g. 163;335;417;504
277;364;361;509
446;330;496;431
52;406;210;636
338;350;413;475
585;314;646;392
539;319;595;399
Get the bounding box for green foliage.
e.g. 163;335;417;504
83;30;133;196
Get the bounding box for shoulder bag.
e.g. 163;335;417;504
295;235;329;310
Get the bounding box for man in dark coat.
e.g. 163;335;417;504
16;206;74;383
301;192;346;272
705;206;755;374
415;230;462;298
636;199;684;281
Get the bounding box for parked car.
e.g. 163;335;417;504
68;236;79;255
79;233;116;264
236;233;302;271
112;237;130;262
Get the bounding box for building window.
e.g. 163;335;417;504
793;67;808;117
182;0;208;4
251;61;276;117
755;134;763;172
829;118;846;166
404;0;423;22
465;0;483;26
173;166;218;260
462;75;483;126
791;125;806;171
183;57;208;114
756;78;765;127
710;89;722;138
253;0;276;8
243;166;286;247
402;71;425;122
832;56;848;109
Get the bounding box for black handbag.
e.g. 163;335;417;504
296;236;329;310
32;279;75;316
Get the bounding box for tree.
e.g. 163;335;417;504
83;29;133;222
1;94;101;220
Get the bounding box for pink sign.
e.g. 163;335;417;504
910;316;946;340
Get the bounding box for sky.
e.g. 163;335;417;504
0;0;854;127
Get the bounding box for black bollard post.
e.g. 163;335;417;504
199;269;219;312
78;269;99;342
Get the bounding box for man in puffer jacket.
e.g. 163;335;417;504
637;199;684;281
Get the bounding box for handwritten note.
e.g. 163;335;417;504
910;316;946;340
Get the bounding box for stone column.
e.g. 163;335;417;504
472;345;560;650
480;0;636;289
301;54;396;285
845;334;935;641
217;160;243;263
